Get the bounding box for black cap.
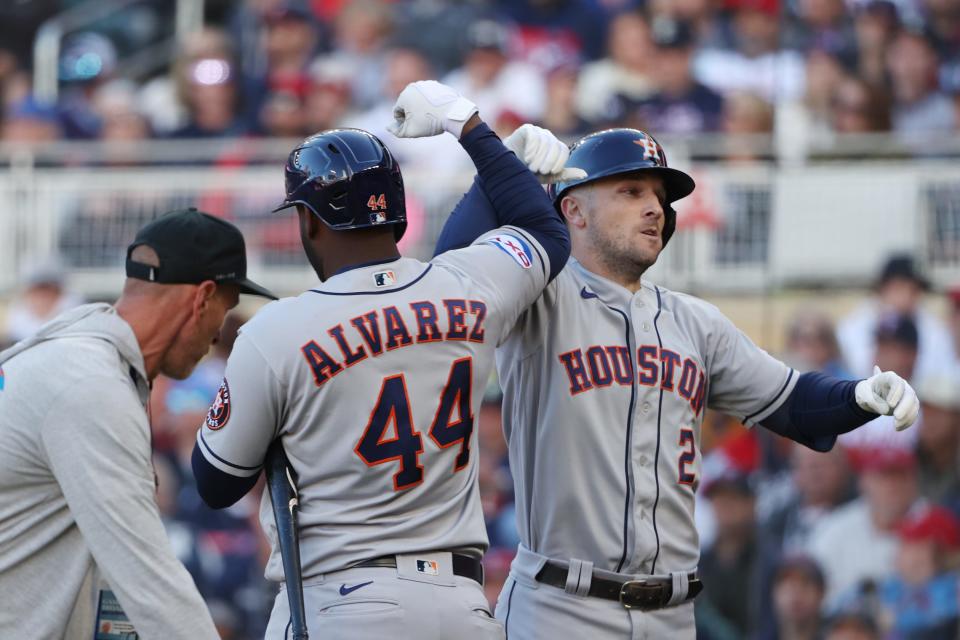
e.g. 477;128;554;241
874;312;919;348
877;254;929;290
650;17;695;49
126;208;277;299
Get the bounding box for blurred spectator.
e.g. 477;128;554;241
443;18;546;125
57;31;119;139
872;311;919;381
823;609;881;640
720;91;775;162
802;50;849;137
622;17;724;135
763;444;855;556
913;372;960;507
332;0;393;111
761;554;827;640
696;471;760;638
391;2;484;74
877;504;960;638
648;0;729;48
170;54;245;138
539;55;591;138
246;2;320;135
830;76;892;133
1;96;62;143
922;0;960;58
575;10;656;123
837;254;958;381
785;0;857;63
694;0;806;104
138;27;235;135
2;259;83;345
303;55;354;132
495;0;612;62
853;1;900;88
93;80;153;165
886;26;956;135
783;310;852;377
806;444;921;610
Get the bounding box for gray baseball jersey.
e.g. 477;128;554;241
497;257;796;575
196;227;550;582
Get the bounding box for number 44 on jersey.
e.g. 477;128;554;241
355;357;474;491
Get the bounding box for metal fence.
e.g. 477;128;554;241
1;153;959;298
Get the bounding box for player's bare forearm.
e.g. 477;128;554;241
459;114;482;139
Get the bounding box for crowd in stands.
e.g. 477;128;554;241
4;244;960;639
1;0;959;170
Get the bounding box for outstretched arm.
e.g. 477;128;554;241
760;368;919;451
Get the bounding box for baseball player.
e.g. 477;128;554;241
191;81;571;639
435;124;921;638
0;208;275;639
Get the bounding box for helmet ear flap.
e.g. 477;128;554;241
662;205;677;248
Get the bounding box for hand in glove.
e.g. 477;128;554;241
855;366;920;431
503;123;588;184
387;80;479;139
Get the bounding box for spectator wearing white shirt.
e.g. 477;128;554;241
694;0;806;103
837;255;958;382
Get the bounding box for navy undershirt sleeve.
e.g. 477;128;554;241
437;123;570;281
435;176;497;254
759;372;877;452
192;443;260;509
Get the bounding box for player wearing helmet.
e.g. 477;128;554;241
192;81;570;639
435;124;920;639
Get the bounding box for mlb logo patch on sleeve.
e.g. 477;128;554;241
0;367;4;391
416;559;439;575
485;234;533;269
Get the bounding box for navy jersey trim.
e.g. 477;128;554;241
650;286;664;574
310;265;433;297
745;367;797;422
501;225;547;280
199;430;262;472
504;580;517;637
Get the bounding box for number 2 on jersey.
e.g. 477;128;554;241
355;358;473;490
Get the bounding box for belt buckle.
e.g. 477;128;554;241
619;579;663;611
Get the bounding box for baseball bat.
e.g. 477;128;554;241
265;441;309;640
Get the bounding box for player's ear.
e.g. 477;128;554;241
192;280;218;317
560;194;587;229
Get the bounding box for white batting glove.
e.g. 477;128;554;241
855;366;920;431
387;80;479;139
503;124;588;184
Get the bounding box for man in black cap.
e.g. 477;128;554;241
838;253;958;381
0;208;274;640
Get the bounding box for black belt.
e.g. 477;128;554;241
354;553;484;586
536;562;702;611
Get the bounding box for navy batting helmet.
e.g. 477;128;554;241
548;128;695;247
273;128;407;240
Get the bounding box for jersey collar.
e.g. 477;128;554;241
310;257;428;296
569;258;657;307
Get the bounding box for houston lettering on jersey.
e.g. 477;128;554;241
301;299;487;387
558;344;706;415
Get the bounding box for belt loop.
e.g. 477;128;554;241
667;571;688;606
564;559;594;597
